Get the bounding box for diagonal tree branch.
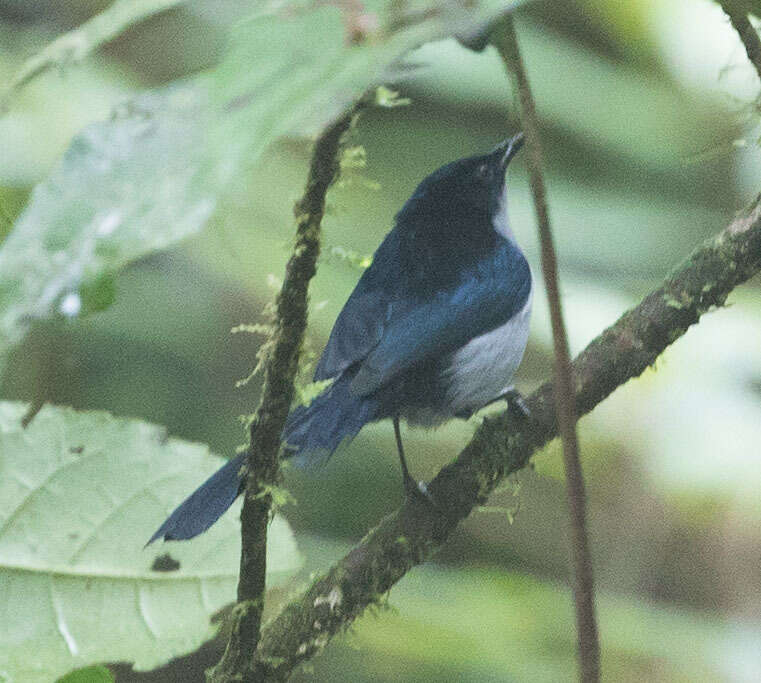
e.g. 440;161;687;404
208;107;360;683
494;17;600;682
249;195;761;681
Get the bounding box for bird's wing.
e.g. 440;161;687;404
314;229;401;381
349;240;531;396
317;229;531;394
313;289;390;381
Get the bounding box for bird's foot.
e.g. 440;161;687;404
403;474;437;507
502;388;530;419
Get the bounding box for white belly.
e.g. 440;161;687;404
443;287;533;416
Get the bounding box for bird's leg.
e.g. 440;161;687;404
393;416;434;504
393;415;413;490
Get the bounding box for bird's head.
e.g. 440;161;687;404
397;133;524;231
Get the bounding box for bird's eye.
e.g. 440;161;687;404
477;164;489;179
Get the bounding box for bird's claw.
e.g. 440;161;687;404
503;388;530;419
404;475;437;507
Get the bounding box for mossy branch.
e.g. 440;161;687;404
0;0;187;114
207;108;359;683
248;196;761;681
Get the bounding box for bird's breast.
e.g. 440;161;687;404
442;285;533;416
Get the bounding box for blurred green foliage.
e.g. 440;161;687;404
1;0;761;680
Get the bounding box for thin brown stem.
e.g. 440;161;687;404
492;17;601;682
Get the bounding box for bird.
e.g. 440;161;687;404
148;132;532;544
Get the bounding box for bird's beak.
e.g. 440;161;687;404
493;132;525;170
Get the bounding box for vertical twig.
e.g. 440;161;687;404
493;16;600;683
208;106;359;683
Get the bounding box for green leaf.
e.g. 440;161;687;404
56;665;114;683
77;274;117;314
0;1;521;364
0;402;301;683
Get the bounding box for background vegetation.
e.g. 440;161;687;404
1;0;760;680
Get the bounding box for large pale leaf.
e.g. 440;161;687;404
0;0;519;364
0;402;301;682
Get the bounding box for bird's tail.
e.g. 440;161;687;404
282;371;379;468
147;451;246;544
148;372;377;543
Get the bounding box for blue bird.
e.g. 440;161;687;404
149;133;531;543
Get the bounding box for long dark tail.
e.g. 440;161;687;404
148;372;377;543
147;451;246;543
